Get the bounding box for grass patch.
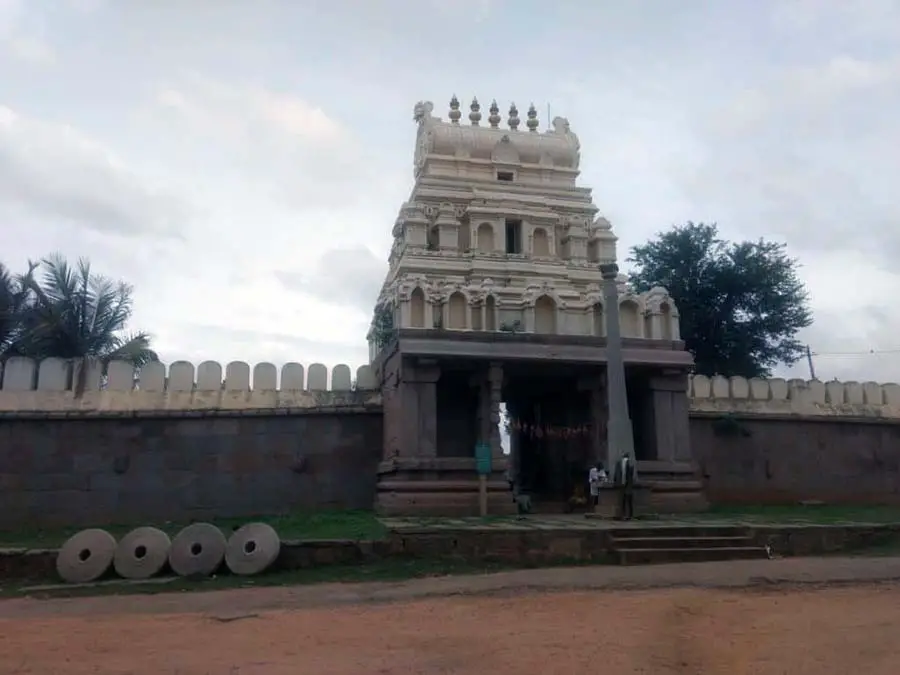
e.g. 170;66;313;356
677;505;900;525
0;510;387;550
0;556;594;600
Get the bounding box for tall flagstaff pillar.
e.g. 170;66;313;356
600;263;635;472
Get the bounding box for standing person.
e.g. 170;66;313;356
614;454;638;520
588;462;606;508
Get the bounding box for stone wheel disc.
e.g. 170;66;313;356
56;528;117;584
168;523;226;578
225;523;281;576
113;527;171;580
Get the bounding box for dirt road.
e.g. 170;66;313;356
2;556;900;674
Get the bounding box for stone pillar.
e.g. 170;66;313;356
478;378;491;445
579;373;606;467
524;306;536;332
646;313;664;340
505;398;521;482
403;359;441;458
399;298;411;328
648;370;692;462
488;362;505;460
600;263;635;470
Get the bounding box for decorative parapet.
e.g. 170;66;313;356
0;357;379;413
372;275;681;341
688;374;900;418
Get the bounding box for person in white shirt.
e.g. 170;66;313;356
588;462;607;508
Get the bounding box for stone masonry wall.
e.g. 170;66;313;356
687;374;900;505
4;358;900;528
0;358;382;529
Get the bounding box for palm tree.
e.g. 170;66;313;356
0;260;37;359
14;254;157;392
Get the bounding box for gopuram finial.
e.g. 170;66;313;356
449;95;461;124
469;97;482;126
526;103;539;132
508;102;520;131
488;100;501;128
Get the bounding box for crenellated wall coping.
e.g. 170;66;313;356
688;374;900;419
3;358;900;418
0;357;380;413
0;357;377;392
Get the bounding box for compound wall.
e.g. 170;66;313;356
3;359;900;528
0;359;382;529
687;374;900;505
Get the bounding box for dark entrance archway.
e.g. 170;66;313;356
503;364;596;509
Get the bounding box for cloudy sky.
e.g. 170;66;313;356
2;0;899;382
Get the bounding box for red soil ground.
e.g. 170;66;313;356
2;556;900;674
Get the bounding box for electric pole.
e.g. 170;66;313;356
805;345;817;380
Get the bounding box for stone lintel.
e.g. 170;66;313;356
397;335;693;368
649;371;691;392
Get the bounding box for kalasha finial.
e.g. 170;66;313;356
526;103;539;132
488;100;501;128
508;102;520;131
449;95;461;124
469;97;482;126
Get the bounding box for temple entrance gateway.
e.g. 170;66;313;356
504;365;594;506
369;96;706;516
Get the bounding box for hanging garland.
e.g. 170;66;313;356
505;418;597;439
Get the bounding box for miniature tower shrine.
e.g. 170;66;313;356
369;97;701;517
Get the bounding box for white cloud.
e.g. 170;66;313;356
0;0;55;65
275;246;387;314
0;105;192;238
64;0;105;13
679;46;900;382
147;73;391;211
0;0;21;37
5;34;53;64
153;74;344;146
686;52;900;255
771;0;900;41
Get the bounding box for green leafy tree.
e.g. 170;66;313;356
2;255;157;390
627;222;813;378
370;302;396;349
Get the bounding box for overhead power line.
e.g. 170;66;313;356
812;349;900;357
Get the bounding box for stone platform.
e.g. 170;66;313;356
3;520;898;583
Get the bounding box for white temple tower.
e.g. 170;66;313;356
369;97;700;517
368;96;680;357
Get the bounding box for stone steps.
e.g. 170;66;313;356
611;535;753;550
613;525;749;538
610;526;770;565
614;546;771;565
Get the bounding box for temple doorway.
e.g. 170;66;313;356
503;365;594;509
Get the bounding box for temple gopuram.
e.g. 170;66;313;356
369;96;703;516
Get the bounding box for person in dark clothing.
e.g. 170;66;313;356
613;455;637;520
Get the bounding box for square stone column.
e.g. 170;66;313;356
578;373;606;468
400;358;441;458
600;263;636;470
488;362;505;460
